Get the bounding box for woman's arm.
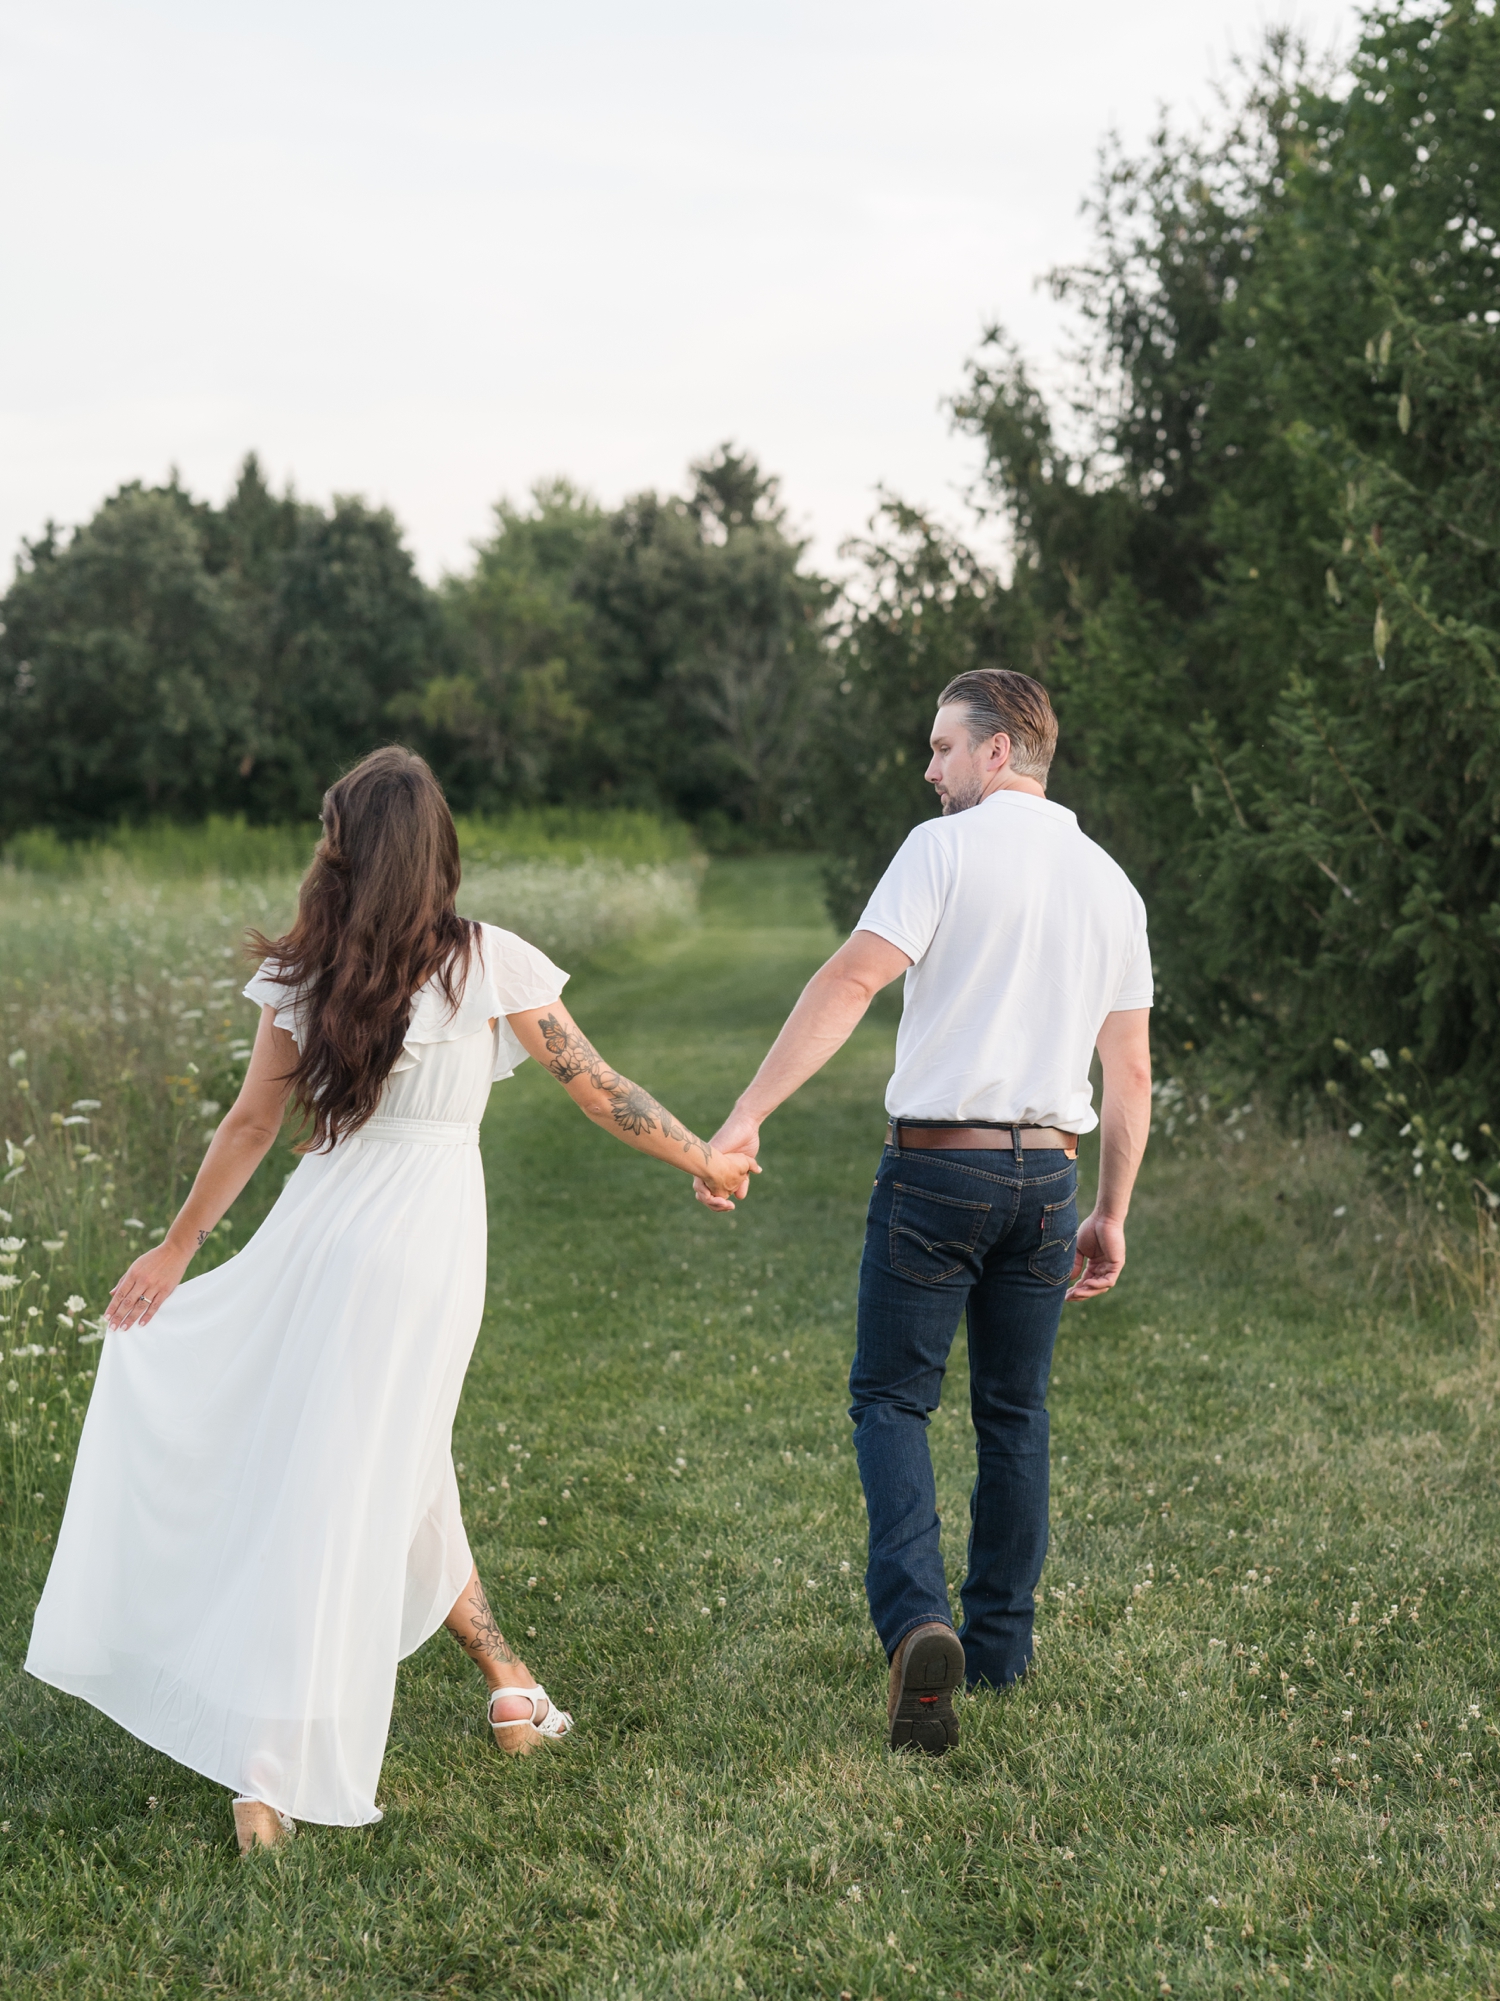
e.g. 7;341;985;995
106;1004;296;1330
505;1002;759;1202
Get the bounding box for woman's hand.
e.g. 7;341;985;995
693;1148;760;1205
106;1240;194;1331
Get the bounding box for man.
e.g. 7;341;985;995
697;668;1153;1754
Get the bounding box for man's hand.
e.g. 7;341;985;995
1066;1210;1126;1300
693;1109;761;1212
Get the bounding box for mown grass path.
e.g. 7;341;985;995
2;859;1498;1999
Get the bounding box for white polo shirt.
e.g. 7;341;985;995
855;789;1152;1135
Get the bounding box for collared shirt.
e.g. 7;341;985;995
855;790;1152;1135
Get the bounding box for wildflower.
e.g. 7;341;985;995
0;1239;23;1254
5;1381;15;1393
64;1296;85;1314
537;1517;547;1526
56;1316;73;1331
0;1276;19;1293
526;1626;537;1638
805;1577;817;1589
675;1456;686;1468
6;1051;25;1069
1369;1049;1390;1070
717;1596;726;1606
1452;1142;1470;1162
123;1218;145;1230
527;1577;537;1588
1348;1122;1363;1138
71;1100;101;1112
1333;1206;1347;1218
60;1115;90;1128
840;1561;850;1572
41;1240;64;1252
700;1605;711;1616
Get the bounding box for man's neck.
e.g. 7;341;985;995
978;768;1047;804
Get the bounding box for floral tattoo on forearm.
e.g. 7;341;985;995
537;1014;712;1167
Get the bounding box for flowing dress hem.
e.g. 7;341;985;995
21;1663;385;1827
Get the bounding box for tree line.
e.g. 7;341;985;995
0;445;827;846
2;0;1495;1200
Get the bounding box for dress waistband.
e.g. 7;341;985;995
355;1114;480;1147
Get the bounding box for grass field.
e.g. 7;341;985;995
2;857;1498;1999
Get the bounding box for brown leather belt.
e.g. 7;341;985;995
886;1122;1078;1158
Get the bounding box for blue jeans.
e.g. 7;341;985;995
849;1140;1078;1690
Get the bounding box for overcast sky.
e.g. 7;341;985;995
2;0;1358;581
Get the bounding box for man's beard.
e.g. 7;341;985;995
939;771;986;815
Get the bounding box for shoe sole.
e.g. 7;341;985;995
889;1628;965;1756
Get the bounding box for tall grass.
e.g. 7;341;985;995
3;807;696;879
0;811;699;1544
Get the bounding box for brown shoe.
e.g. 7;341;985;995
887;1622;964;1755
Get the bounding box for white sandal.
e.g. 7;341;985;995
232;1795;295;1853
488;1683;574;1756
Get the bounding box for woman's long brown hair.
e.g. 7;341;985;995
251;747;478;1151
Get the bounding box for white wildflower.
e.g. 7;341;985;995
70;1099;101;1111
0;1275;19;1293
41;1240;64;1252
56;1315;73;1331
0;1239;24;1254
1348;1122;1363;1138
5;1051;25;1069
64;1295;85;1314
1369;1048;1390;1070
60;1115;90;1128
1452;1142;1470;1162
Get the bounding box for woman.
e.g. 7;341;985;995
25;748;754;1852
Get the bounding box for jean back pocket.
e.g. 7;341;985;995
1028;1192;1079;1285
889;1182;991;1287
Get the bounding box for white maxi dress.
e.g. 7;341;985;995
26;923;566;1826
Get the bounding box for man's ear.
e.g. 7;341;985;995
985;731;1013;771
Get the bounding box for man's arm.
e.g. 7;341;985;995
695;930;913;1211
1067;1007;1152;1301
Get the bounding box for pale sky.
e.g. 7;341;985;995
2;0;1358;582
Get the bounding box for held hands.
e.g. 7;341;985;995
106;1239;194;1331
1066;1209;1126;1301
694;1142;760;1207
693;1109;761;1212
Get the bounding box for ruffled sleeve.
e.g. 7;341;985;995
242;962;305;1043
399;923;569;1083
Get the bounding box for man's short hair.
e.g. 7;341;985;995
938;669;1058;782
